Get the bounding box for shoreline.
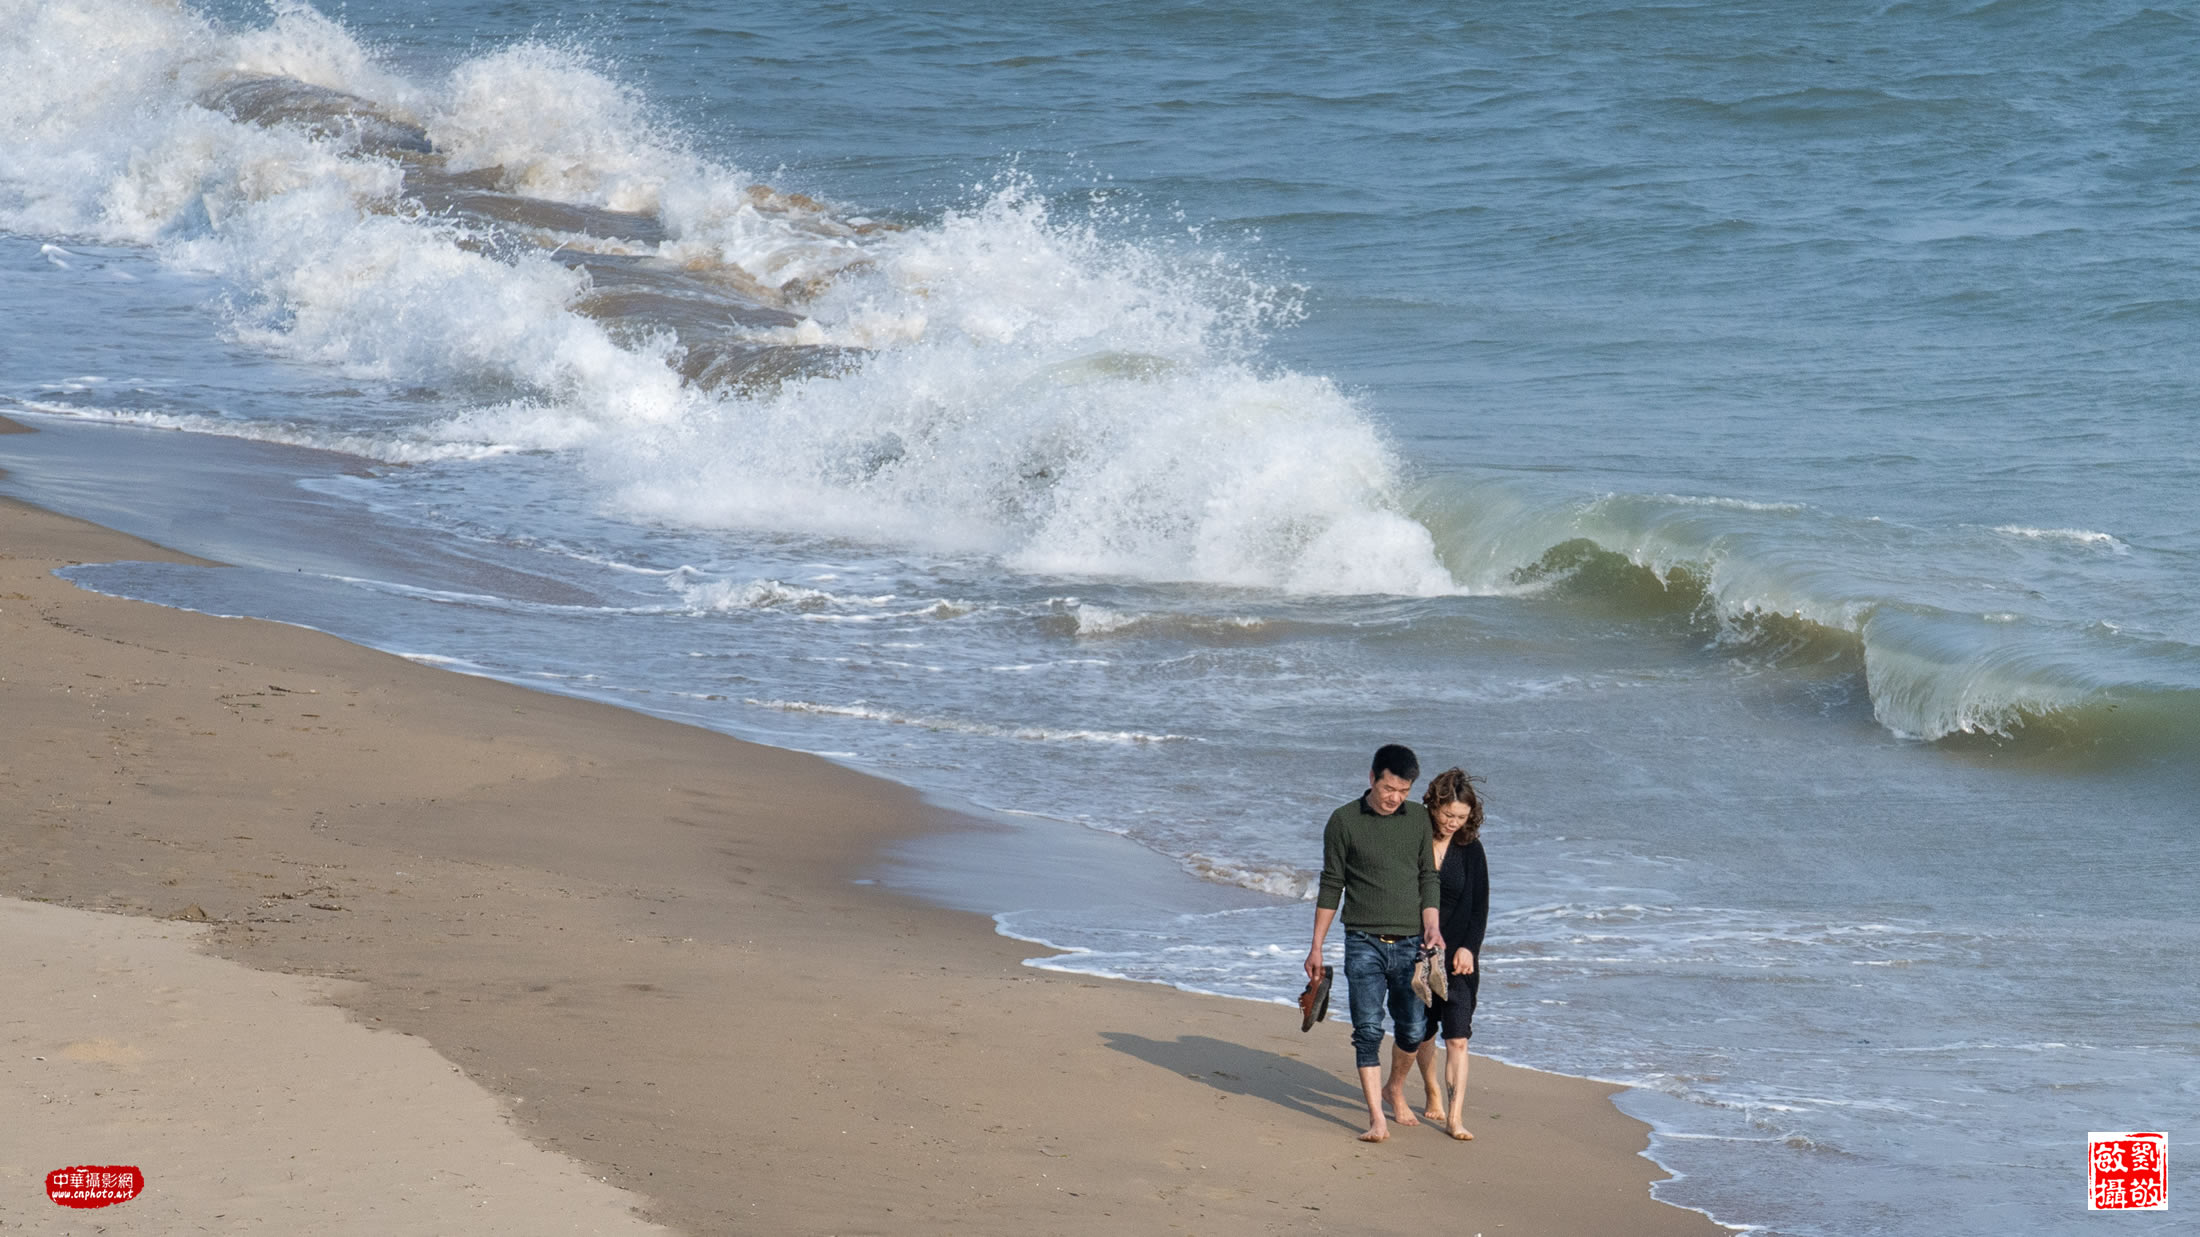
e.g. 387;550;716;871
2;483;1722;1234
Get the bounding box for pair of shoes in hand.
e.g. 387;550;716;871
1298;965;1334;1032
1411;947;1448;1007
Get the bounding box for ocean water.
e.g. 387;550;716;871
4;2;2195;1233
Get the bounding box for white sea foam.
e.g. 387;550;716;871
671;576;890;614
1649;494;1806;514
1069;603;1269;639
606;187;1461;596
1072;605;1151;637
430;44;678;213
1989;525;2130;554
1181;856;1317;900
743;698;1191;744
668;572;981;620
394;651;488;670
13;401;523;463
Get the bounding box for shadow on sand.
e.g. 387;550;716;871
1099;1032;1365;1130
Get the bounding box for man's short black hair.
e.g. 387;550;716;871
1370;743;1419;784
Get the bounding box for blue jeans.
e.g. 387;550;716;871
1343;931;1428;1069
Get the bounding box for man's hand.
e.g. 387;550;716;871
1421;907;1443;960
1452;947;1476;976
1309;906;1337;982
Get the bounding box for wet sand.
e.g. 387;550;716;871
1;486;1719;1235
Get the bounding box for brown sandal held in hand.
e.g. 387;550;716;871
1298;965;1334;1031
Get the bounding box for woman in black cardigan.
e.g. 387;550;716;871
1414;766;1489;1141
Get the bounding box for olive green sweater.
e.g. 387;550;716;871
1315;795;1439;936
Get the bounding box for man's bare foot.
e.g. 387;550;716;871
1384;1087;1421;1127
1445;1123;1475;1141
1358;1124;1390;1143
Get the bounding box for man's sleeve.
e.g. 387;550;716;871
1316;810;1346;910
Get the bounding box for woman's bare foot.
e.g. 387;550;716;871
1421;1081;1445;1122
1445;1123;1475;1141
1358;1123;1391;1143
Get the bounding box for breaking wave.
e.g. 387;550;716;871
0;0;1448;598
5;1;2193;753
1414;483;2200;750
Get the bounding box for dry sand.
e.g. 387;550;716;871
0;490;1720;1235
2;897;671;1236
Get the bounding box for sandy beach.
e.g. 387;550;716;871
1;488;1719;1235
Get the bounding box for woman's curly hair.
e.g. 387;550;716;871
1422;766;1484;844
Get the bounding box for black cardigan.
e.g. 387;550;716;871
1434;835;1489;965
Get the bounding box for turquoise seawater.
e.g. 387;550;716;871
4;3;2194;1233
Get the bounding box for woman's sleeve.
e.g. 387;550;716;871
1464;839;1490;957
1436;844;1468;954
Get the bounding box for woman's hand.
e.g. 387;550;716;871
1452;947;1476;976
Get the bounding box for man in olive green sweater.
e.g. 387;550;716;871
1305;744;1443;1142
